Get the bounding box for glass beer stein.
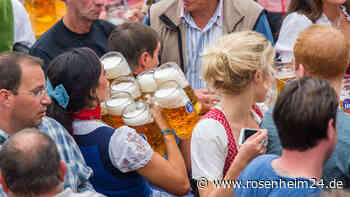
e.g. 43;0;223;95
340;77;350;115
275;61;296;95
25;0;57;38
110;76;142;100
104;91;134;129
153;80;200;140
154;62;201;114
136;69;157;101
101;52;132;81
122;101;166;155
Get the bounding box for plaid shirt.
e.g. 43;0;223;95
0;117;95;197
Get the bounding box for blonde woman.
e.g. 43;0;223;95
191;31;274;197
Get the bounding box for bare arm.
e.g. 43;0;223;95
137;103;190;196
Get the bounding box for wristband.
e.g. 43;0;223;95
161;129;175;136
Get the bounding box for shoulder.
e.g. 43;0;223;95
283;12;312;25
230;0;263;14
93;19;116;35
30;21;61;51
240;154;279;176
192;118;226;140
150;0;177;17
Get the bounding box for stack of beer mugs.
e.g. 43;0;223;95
340;77;350;114
136;69;158;101
111;76;142;100
154;62;202;114
101;52;132;81
153;81;200;140
275;61;296;94
100;52;133;126
104;92;134;129
122;101;166;155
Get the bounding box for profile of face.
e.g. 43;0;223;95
254;70;273;103
11;62;51;127
67;0;105;21
94;63;110;104
136;42;161;74
147;42;161;69
182;0;212;12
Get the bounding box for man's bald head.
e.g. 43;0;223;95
294;25;350;80
0;128;62;197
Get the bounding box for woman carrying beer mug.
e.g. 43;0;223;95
191;31;273;197
46;48;189;197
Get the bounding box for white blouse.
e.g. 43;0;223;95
191;106;262;181
275;12;334;63
73;120;154;173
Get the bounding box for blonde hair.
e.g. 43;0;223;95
201;31;275;94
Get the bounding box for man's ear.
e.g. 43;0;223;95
327;118;337;141
0;171;9;194
0;89;14;108
138;51;150;70
296;63;305;78
59;161;67;182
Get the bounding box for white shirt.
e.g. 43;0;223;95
11;0;36;47
191;106;262;181
55;188;105;197
275;12;333;63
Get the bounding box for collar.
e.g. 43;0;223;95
72;105;101;121
0;129;9;144
180;0;223;27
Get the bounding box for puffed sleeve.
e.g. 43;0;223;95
109;126;154;173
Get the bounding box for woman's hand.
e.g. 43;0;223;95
148;98;170;131
237;129;268;166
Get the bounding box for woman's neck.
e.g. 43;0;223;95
219;89;255;126
323;3;341;25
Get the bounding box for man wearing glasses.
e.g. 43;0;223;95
0;52;96;197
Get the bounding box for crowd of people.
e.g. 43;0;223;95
0;0;350;197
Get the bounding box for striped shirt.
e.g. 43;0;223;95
0;117;95;197
180;0;224;89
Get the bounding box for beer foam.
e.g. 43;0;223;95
106;98;132;116
137;73;157;93
102;56;131;79
123;107;154;126
154;87;189;108
111;82;141;99
154;67;189;88
276;68;296;79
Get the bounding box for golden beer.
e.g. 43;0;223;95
55;0;66;19
136;69;157;101
275;62;296;94
154;62;201;114
25;0;57;38
110;76;141;100
153;81;200;139
101;52;132;81
104;92;133;129
100;102;114;127
122;101;166;155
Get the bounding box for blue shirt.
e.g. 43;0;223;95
235;154;321;197
0;117;95;197
261;106;350;189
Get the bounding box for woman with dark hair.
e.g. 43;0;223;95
46;47;189;197
276;0;350;63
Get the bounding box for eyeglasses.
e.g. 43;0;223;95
16;88;48;98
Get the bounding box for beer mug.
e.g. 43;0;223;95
55;0;66;19
153;80;200;140
275;62;296;94
136;69;157;101
122;101;165;155
104;91;134;129
154;62;201;114
105;0;128;25
25;0;57;38
110;76;142;100
101;52;131;81
340;77;350;114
